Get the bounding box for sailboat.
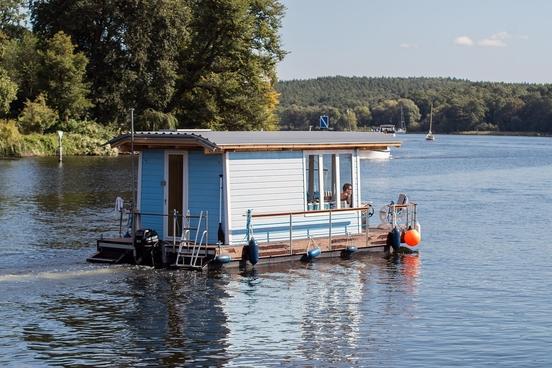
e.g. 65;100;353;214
396;106;406;134
425;104;435;141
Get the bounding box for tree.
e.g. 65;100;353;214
32;0;286;129
32;0;190;124
1;32;42;111
334;109;357;131
0;0;27;38
0;67;17;115
435;97;487;133
397;98;420;129
371;99;399;126
496;97;525;131
171;0;286;130
353;105;371;127
41;31;91;120
17;93;58;133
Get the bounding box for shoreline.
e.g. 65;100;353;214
1;130;549;159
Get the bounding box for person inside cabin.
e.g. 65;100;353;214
341;183;353;208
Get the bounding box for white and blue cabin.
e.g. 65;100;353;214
92;130;411;269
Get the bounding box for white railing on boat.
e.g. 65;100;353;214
249;205;375;254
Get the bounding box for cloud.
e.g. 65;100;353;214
454;36;474;46
399;43;419;49
477;32;510;47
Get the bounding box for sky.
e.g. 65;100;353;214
277;0;552;83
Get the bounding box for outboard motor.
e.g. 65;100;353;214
134;229;159;266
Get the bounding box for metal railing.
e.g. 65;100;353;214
378;202;418;230
249;204;374;254
131;210;208;248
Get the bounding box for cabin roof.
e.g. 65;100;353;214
109;130;401;153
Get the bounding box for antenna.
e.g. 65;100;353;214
130;108;136;210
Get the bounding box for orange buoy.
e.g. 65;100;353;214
404;229;421;246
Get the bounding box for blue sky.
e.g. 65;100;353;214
277;0;551;83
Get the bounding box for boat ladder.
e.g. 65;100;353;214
175;211;210;270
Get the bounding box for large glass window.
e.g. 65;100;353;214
306;155;320;210
339;154;353;208
306;153;353;211
323;154;336;209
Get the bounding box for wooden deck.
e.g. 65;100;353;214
216;227;388;262
88;227;390;268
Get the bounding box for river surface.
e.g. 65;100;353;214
0;135;551;367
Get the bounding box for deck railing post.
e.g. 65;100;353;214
173;209;177;253
365;206;369;247
289;213;293;255
328;210;332;251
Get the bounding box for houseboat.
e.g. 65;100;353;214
87;130;421;270
379;124;397;136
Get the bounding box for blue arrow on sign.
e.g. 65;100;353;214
320;115;329;129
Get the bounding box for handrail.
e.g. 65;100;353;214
136;211;204;218
251;205;373;218
245;205;373;253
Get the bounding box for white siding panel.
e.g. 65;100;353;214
228;151;305;243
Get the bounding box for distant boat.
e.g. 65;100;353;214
358;147;391;160
426;104;435;141
379;124;396;136
396;106;406;134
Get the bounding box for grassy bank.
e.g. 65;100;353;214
0;120;118;157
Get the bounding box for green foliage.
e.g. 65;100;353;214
334;109;357;131
0;0;27;37
0;67;17;114
32;0;190;125
168;0;286;130
277;77;552;134
1;32;41;108
17;93;58;133
41;31;92;120
32;0;286;130
0;119;22;156
138;109;177;131
353;105;371;127
0;119;116;156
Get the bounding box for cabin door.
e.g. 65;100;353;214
165;152;188;239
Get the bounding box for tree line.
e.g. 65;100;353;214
2;1;551;138
0;0;285;136
276;76;552;134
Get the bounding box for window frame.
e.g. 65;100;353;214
303;150;355;212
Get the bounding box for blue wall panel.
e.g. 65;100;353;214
188;152;223;244
140;150;165;237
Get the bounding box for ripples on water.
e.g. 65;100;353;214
0;135;551;367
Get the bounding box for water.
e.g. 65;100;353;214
1;135;551;367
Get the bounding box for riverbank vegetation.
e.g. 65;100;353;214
0;0;286;157
1;2;550;158
276;77;552;134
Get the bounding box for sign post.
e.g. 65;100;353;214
57;130;63;162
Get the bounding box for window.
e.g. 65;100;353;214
306;155;320;210
339;154;353;208
305;153;353;211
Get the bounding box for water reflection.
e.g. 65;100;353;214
21;269;232;367
14;254;424;366
215;255;423;366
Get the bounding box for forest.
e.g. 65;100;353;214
0;0;285;155
0;1;550;157
276;76;552;134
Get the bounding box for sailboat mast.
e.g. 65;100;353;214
429;103;433;132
